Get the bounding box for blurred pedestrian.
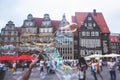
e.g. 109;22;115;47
99;58;103;71
77;57;87;80
39;59;44;74
12;61;16;74
0;61;7;80
22;62;25;71
107;58;117;80
46;59;50;74
91;59;98;80
95;59;103;80
90;59;103;80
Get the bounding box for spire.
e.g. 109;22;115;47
62;13;66;21
59;14;69;27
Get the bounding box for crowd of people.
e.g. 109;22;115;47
77;57;120;80
0;56;120;80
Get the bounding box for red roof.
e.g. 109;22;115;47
110;36;119;42
72;12;110;33
52;20;60;32
33;18;42;26
69;23;78;36
33;17;60;33
71;16;76;23
16;27;22;34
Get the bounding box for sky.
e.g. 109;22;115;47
0;0;120;33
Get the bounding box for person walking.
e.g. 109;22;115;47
95;59;103;80
118;57;120;72
90;59;103;80
12;61;17;74
39;59;44;74
22;62;25;71
107;58;117;80
46;59;50;74
99;58;103;71
91;59;98;80
0;61;7;80
77;57;88;80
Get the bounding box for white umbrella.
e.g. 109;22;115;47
103;53;120;57
84;57;90;60
86;54;103;58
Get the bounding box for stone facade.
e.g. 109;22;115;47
0;10;117;59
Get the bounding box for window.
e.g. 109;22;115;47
95;31;99;36
14;37;16;41
74;40;77;45
8;37;10;41
48;28;52;32
88;23;92;27
93;23;96;27
84;23;87;27
2;38;4;41
88;17;92;21
86;31;90;36
40;28;44;32
82;31;85;36
91;31;95;36
80;39;101;48
44;28;47;32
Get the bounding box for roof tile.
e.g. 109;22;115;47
110;36;119;42
72;12;110;33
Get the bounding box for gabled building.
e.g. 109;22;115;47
0;21;20;55
20;13;60;53
110;36;120;54
37;14;54;44
33;14;60;47
0;11;112;58
72;10;110;58
55;14;74;59
20;14;37;52
0;21;19;47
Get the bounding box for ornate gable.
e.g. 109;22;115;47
23;14;35;27
41;14;52;27
73;10;110;33
5;21;15;30
59;14;69;27
81;13;101;31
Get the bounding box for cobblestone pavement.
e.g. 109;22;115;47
4;67;59;80
3;66;120;80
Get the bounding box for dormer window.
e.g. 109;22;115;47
27;14;33;20
44;14;50;21
88;23;92;27
93;23;96;27
41;14;52;27
88;17;92;21
84;23;87;27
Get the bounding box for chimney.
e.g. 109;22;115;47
93;9;97;16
